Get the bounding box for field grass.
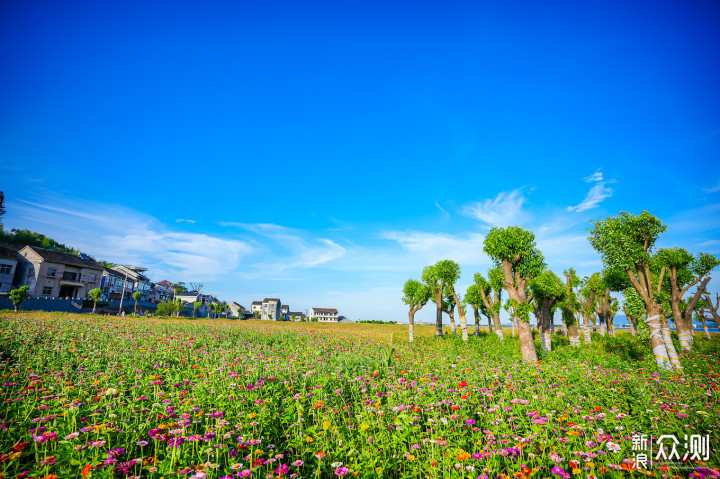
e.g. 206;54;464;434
0;312;718;478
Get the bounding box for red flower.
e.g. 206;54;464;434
458;381;468;388
81;465;92;478
13;442;29;451
430;461;438;466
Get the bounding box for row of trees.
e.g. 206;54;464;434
402;211;719;370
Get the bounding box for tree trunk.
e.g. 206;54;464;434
598;313;607;336
540;299;552;352
448;304;457;336
568;323;581;347
608;316;616;337
492;311;504;340
408;309;416;343
660;315;682;370
450;290;469;341
561;315;567;337
518;319;538;363
645;304;672;370
435;293;443;337
700;315;711;340
92;301;97;314
473;305;481;337
582;313;593;343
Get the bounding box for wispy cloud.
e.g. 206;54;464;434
703;180;720;193
9;196;253;281
568;170;613;212
221;222;346;271
176;219;196;223
461;190;526;226
435;201;450;219
381;230;489;265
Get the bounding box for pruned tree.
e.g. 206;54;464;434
89;288;103;314
402;279;431;343
655;248;719;351
189;282;204;293
132;291;141;315
578;274;601;342
484;226;546;363
589;211;678;370
9;286;29;312
700;292;720;334
422;260;461;338
475;266;505;340
529;270;566;351
695;297;714;340
193;301;201;317
559;269;582;346
464;284;483;336
623;286;645;336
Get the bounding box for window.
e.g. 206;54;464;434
47;267;56;277
0;264;12;275
42;286;52;295
88;274;96;282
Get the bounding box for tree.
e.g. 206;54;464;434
189;282;204;293
89;288;103;314
577;274;601;342
176;298;183;317
559;269;582;346
422;260;461;338
589;211;677;370
174;282;188;297
132;291;141;315
253;310;260;320
623;287;645;336
529;270;566;351
484;226;546;363
695;297;715;340
700;292;720;333
464;284;483;337
9;286;29;312
402;279;431;342
193;301;201;317
655;248;719;351
475;266;505;340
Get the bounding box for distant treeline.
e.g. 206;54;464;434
356;320;391;324
0;228;114;267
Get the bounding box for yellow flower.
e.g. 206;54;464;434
360;424;370;431
305;436;314;443
254;449;264;456
406;454;416;461
322;421;331;430
248;412;257;419
572;468;581;475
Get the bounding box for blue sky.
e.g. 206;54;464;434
2;0;719;323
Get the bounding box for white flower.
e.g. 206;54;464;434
606;441;621;453
331;462;343;468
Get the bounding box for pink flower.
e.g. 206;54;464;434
334;466;350;477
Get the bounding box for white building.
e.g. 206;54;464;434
309;307;339;322
261;298;282;320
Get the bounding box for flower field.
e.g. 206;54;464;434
0;312;719;479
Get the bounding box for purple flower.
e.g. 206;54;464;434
465;419;476;426
292;460;304;467
275;463;290;474
136;440;149;446
551;466;571;479
334;467;350;477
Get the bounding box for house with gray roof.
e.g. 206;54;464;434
0;245;19;293
14;246;104;299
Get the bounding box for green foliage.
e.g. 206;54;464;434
174;282;188;296
483;226;546;281
529;270;565;301
193;301;201;316
9;286;29;310
88;288;103;302
0;228;79;254
487;266;505;291
464;284;482;309
603;266;630;292
504;298;534;322
132;291;141;301
588;210;666;271
402;279;431;308
156;300;179;317
422;260;461;294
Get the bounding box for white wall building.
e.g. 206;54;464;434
309;307;339;322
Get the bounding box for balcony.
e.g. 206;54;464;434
60;280;84;287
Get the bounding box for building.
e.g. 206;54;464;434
289;311;306;322
250;301;262;318
261;298;282;321
152;281;174;303
100;267;133;301
280;304;289;320
14;246;104;299
228;301;245;319
0;245;19;293
112;265;152;302
309;307;339;322
176;291;213;317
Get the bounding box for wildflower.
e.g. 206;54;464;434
465;419;476;426
334;466;350;476
606;441;621;453
81;464;92;477
65;432;79;440
41;456;57;466
275;464;290;474
292;460;304;467
314;451;326;459
360;424;369;431
456;450;471;461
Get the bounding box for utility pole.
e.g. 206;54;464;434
117;268;130;315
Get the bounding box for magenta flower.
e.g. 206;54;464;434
334;466;350;477
275;463;290;475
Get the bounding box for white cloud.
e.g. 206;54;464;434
8;196;253;281
703;180;720;193
176;219;196;223
461;190;526;226
585;171;604;182
435;201;450;219
568;171;613;212
381;230;489;265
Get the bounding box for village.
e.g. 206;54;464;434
0;242;340;321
